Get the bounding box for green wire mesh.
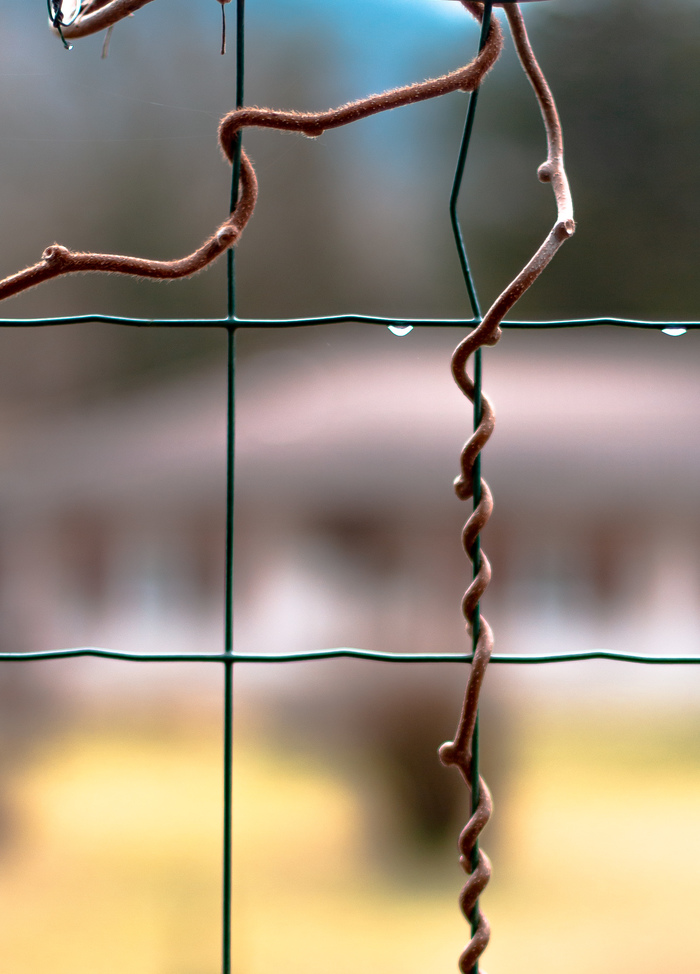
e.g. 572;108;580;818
3;3;700;973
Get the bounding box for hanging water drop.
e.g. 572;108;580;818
387;324;414;337
662;327;687;337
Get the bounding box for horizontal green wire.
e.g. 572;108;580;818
0;315;697;330
1;647;699;664
0;310;693;666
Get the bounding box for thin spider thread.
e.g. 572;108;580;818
438;5;575;973
0;1;502;304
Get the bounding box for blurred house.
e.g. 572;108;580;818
0;331;698;669
0;327;699;853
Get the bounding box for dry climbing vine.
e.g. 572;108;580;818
0;0;501;301
21;4;573;971
438;6;574;973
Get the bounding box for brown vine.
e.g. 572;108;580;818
217;14;501;150
58;0;153;40
0;0;502;304
438;5;574;974
26;9;572;972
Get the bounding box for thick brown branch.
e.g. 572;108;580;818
218;10;502;156
0;152;257;302
465;5;575;350
505;3;573;229
59;0;155;39
441;7;576;972
1;0;501;304
444;0;576;781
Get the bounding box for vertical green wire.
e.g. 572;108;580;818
449;5;492;321
448;5;492;973
223;3;245;973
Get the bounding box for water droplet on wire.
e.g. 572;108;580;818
387;324;414;337
662;327;687;337
48;0;81;48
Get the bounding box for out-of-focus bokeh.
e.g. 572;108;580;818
1;0;700;971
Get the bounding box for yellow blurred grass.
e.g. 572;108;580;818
1;707;700;973
1;722;222;974
486;710;700;974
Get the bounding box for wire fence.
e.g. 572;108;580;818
3;2;700;973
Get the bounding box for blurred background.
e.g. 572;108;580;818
1;0;700;971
